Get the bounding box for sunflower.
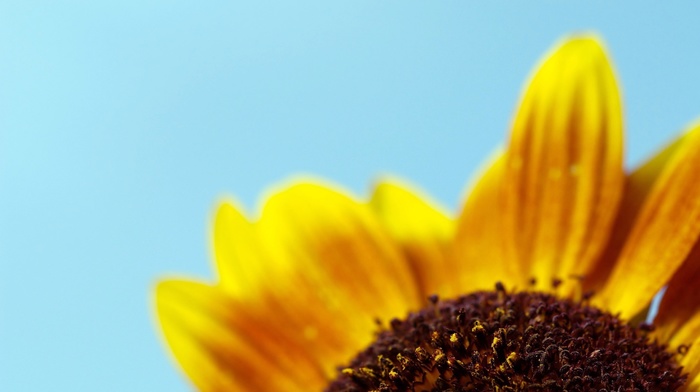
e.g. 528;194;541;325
154;35;700;391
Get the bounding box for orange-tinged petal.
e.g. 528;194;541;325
452;154;527;292
242;181;424;376
502;35;624;292
257;181;421;315
653;236;700;347
210;180;427;380
155;279;325;392
681;338;700;392
597;123;700;319
586;133;689;292
369;178;455;299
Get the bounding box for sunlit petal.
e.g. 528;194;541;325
212;201;267;297
502;36;624;292
586;133;689;292
452;154;527;291
155;280;325;391
653;237;700;348
369;178;455;299
598;123;700;319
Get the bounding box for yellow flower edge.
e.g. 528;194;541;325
155;35;700;391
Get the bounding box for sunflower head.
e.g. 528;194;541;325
327;285;685;391
155;35;700;391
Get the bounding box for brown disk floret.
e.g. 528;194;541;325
326;284;686;392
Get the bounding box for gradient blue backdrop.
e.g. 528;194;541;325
2;1;700;390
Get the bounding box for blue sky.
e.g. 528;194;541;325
2;1;700;390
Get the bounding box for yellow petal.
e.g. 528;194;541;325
211;179;426;380
585;133;689;293
597;123;700;318
369;178;456;299
502;35;624;292
212;201;266;297
681;337;700;392
258;181;421;314
452;154;527;292
248;180;423;376
653;241;700;347
154;279;325;391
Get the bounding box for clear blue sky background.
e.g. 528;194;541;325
2;1;700;390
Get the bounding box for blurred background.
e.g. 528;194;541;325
1;1;700;390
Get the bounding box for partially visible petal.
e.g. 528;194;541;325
155;279;325;392
586;133;689;292
502;36;624;292
245;180;424;377
212;201;266;297
369;178;455;299
209;180;425;380
452;154;527;292
681;337;700;392
258;181;421;315
653;238;700;347
597;123;700;319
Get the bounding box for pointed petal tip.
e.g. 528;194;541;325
268;175;346;193
561;33;604;46
211;177;343;224
369;175;453;240
153;279;194;328
370;176;451;215
213;199;245;225
214;197;241;211
537;34;613;79
370;175;406;195
555;33;607;55
154;278;177;299
257;176;358;214
153;278;200;309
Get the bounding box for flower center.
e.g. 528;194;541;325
326;284;685;391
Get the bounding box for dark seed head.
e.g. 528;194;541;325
325;285;686;392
